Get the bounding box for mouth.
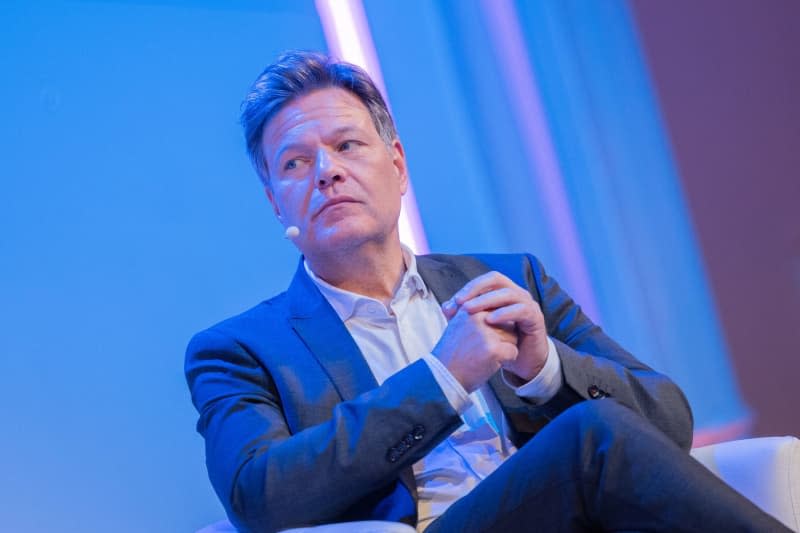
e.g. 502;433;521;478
313;196;360;219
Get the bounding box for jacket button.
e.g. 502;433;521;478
412;425;425;440
386;448;400;463
587;385;606;399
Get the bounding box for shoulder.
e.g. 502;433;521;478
422;252;545;284
186;290;292;355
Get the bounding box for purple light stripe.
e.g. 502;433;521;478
481;0;601;323
314;0;430;254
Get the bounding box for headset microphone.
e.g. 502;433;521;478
284;225;300;239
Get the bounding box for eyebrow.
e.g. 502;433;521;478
273;125;365;165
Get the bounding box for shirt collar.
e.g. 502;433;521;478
304;244;429;322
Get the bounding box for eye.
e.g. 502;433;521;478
283;159;298;171
339;140;358;152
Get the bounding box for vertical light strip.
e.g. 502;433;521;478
481;0;600;322
315;0;430;254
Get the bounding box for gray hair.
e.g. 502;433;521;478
240;50;397;185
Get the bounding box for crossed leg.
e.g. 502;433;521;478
425;400;788;533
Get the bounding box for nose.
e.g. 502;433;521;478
314;149;344;190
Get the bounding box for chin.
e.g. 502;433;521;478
312;224;390;254
309;228;369;253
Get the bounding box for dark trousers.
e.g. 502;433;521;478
425;400;789;532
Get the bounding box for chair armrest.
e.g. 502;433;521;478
691;436;800;532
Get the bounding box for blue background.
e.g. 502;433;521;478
1;2;326;530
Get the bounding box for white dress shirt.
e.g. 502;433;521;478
305;246;562;530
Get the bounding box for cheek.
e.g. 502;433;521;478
273;181;311;220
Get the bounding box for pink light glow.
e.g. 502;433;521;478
691;415;752;447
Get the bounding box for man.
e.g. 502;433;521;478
185;51;787;532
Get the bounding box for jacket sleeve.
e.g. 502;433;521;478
522;254;694;451
185;327;462;532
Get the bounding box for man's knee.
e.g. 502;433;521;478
512;400;651;470
553;398;641;442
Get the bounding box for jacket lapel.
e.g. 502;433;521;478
287;259;378;401
416;255;472;304
286;258;417;509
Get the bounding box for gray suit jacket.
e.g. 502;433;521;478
185;253;693;532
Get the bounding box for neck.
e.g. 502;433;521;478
306;237;406;305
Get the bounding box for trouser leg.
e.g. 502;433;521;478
425;399;789;533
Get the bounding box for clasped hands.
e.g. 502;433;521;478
432;271;549;393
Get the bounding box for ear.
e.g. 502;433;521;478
264;184;283;221
390;138;410;195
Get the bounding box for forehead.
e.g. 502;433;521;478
262;87;374;152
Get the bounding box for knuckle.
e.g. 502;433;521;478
502;346;518;361
489;271;504;283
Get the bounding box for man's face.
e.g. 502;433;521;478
262;87;408;258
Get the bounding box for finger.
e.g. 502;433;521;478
492;323;518;344
477;314;518;344
451;271;515;307
485;303;542;334
441;298;459;319
490;319;517;335
486;331;519;362
495;340;519;363
461;286;529;314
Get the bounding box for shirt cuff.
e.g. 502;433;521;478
501;337;562;404
421;353;473;414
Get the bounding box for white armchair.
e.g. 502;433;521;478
690;436;799;531
198;436;800;533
